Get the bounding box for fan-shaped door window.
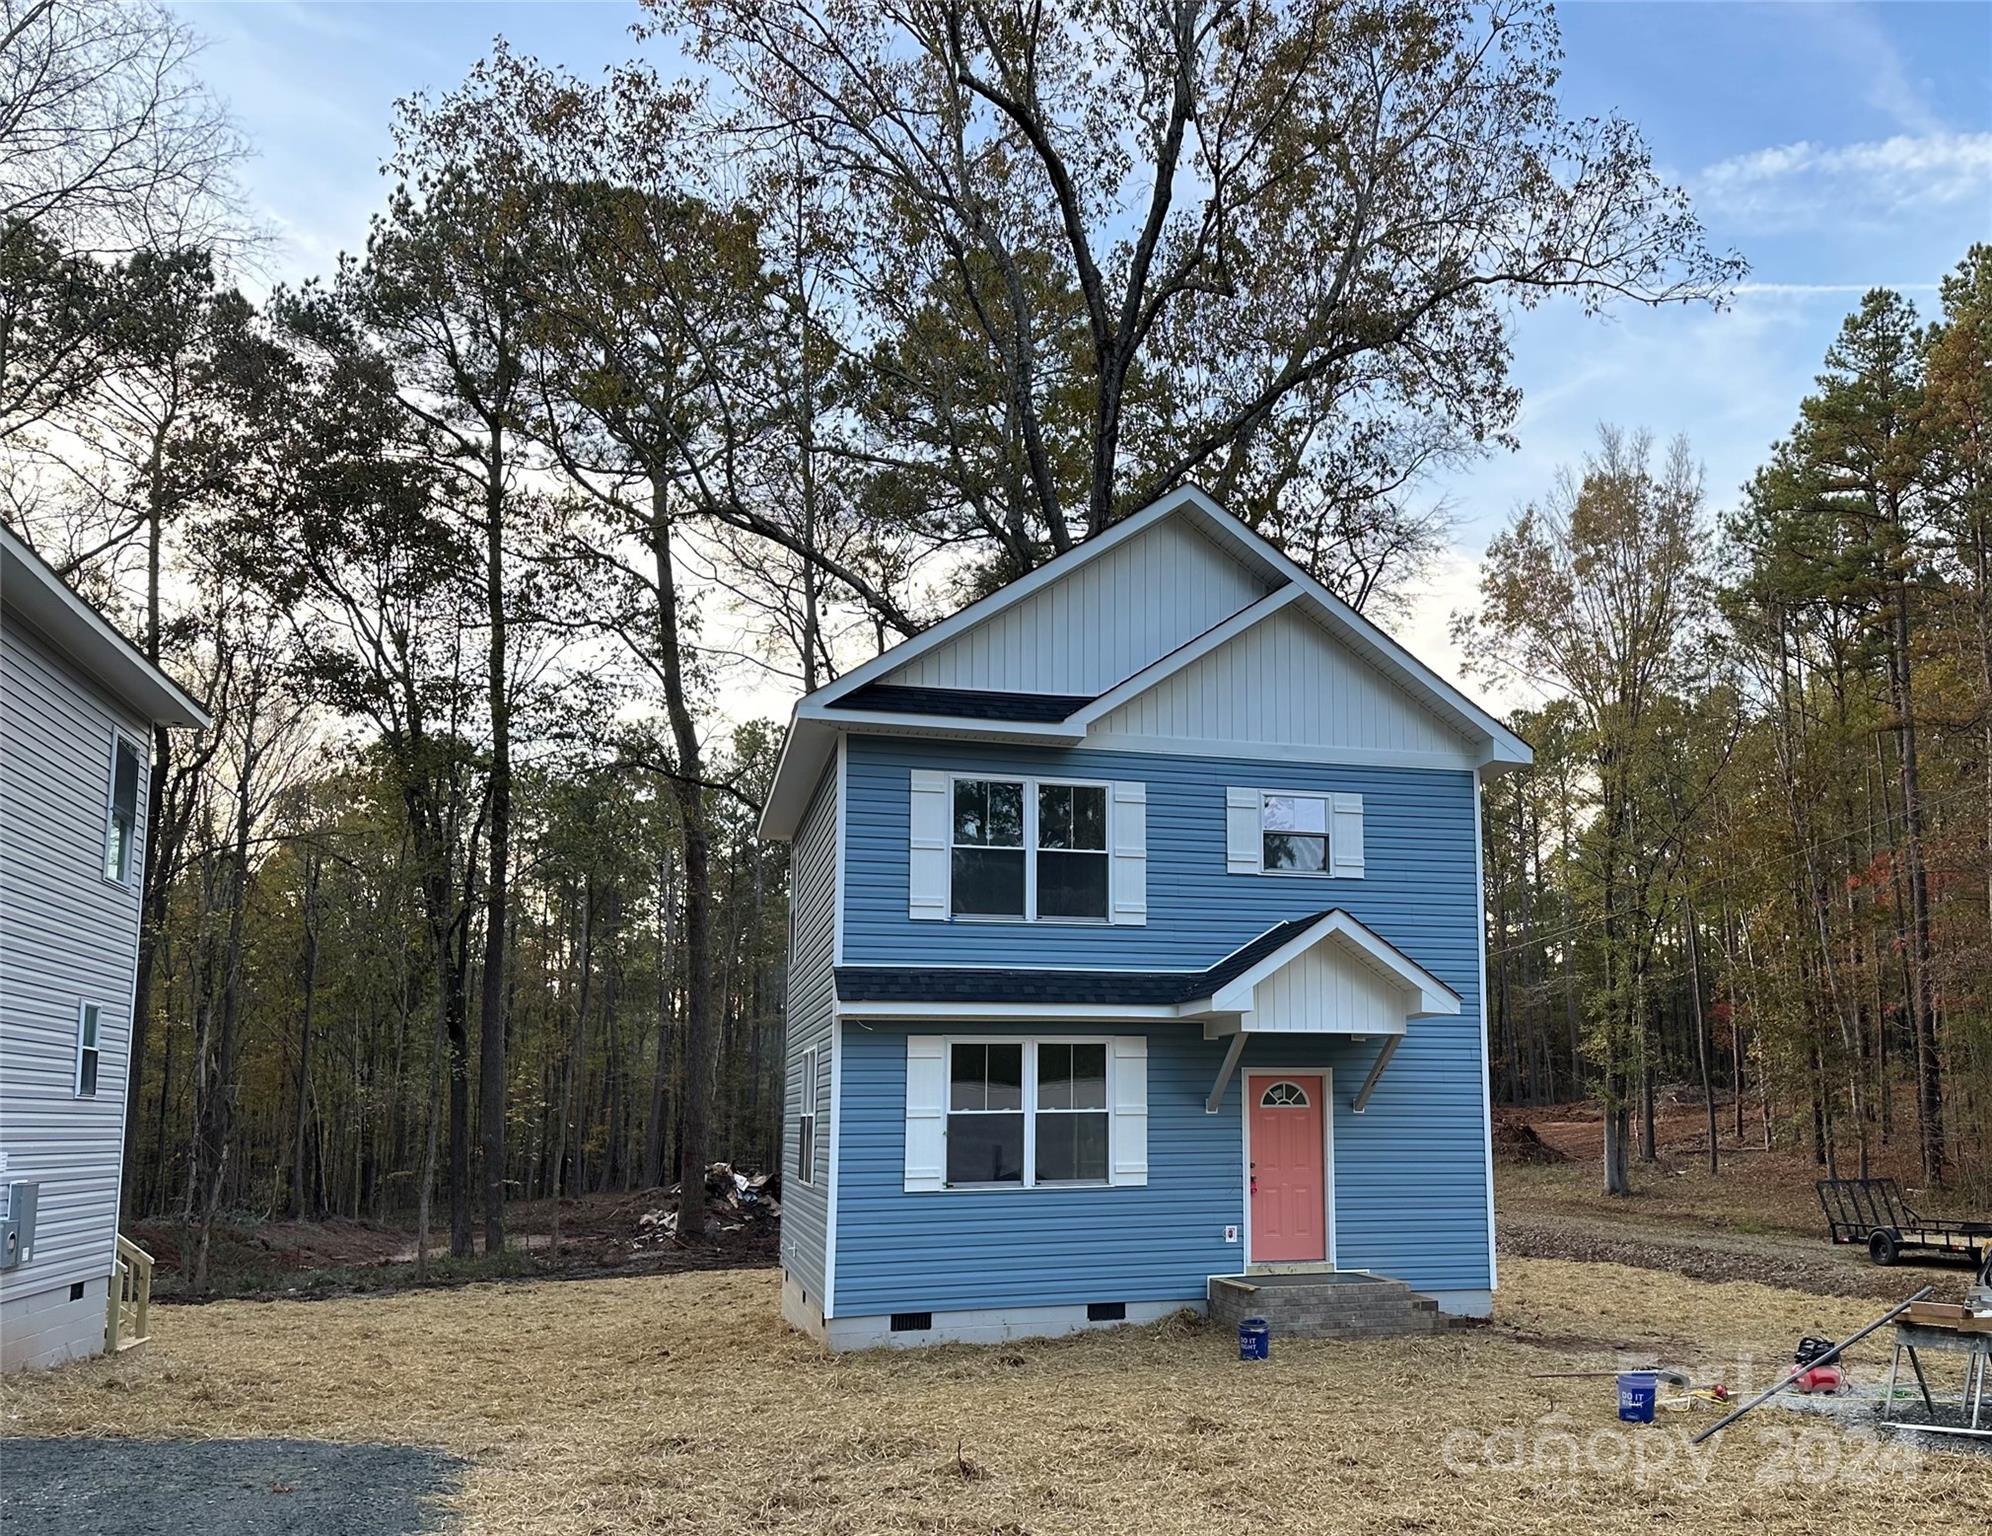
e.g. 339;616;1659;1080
1259;1080;1310;1109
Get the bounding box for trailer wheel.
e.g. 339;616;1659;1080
1868;1229;1900;1267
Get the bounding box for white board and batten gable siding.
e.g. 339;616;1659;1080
1251;943;1419;1035
1092;603;1478;766
0;618;149;1368
886;515;1271;696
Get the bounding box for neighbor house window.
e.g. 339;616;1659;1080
75;1003;100;1097
797;1045;819;1183
1262;792;1329;874
104;736;141;883
950;776;1108;920
946;1039;1109;1187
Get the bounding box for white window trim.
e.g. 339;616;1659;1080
101;730;144;889
947;773;1113;924
797;1044;819;1184
943;1035;1114;1190
1257;790;1332;877
75;1001;102;1098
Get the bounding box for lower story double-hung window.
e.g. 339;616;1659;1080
945;1040;1108;1187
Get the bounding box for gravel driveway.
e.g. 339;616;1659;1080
1499;1209;1973;1301
0;1437;462;1536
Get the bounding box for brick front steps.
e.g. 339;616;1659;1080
1207;1270;1443;1340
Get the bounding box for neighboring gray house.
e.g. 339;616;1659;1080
0;525;209;1372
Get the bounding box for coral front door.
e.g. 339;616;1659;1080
1248;1075;1326;1262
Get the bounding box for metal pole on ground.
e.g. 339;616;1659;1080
1689;1286;1935;1447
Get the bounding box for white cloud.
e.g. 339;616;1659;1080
1695;133;1992;229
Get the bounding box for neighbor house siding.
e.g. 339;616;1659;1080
832;1023;1489;1314
831;734;1491;1313
778;756;839;1310
883;517;1270;695
0;615;150;1370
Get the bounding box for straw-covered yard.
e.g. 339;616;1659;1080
3;1257;1986;1533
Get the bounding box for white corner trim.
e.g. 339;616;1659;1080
1068;584;1306;727
824;1018;843;1319
1473;778;1499;1295
1240;1068;1336;1268
832;735;848;966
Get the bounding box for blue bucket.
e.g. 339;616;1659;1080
1238;1317;1270;1362
1617;1371;1657;1424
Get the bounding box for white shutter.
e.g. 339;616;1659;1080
1108;1035;1149;1186
904;1035;946;1191
909;770;949;920
1109;781;1147;925
1225;786;1261;873
1330;792;1365;878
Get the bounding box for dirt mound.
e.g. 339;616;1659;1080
1493;1117;1567;1164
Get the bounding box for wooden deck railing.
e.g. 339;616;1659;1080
105;1234;152;1354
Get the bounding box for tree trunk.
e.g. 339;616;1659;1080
479;446;511;1255
649;481;714;1240
289;851;322;1217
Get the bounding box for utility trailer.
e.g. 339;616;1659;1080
1817;1178;1992;1266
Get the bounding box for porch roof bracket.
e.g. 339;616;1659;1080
1206;1030;1248;1114
1351;1035;1402;1114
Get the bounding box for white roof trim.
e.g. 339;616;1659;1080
1200;910;1461;1019
1;524;211;729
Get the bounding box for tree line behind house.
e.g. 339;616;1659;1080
4;1;1984;1284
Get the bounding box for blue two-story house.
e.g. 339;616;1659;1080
760;487;1530;1349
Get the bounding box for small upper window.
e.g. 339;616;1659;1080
104;737;141;883
1260;1080;1310;1108
1262;793;1328;874
76;1003;101;1097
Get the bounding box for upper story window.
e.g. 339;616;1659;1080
103;736;141;884
1261;792;1329;874
951;777;1108;921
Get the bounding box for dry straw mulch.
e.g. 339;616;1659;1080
4;1258;1986;1533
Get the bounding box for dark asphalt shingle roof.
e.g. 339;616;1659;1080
835;910;1336;1006
828;682;1092;723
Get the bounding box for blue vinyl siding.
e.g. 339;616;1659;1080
779;760;837;1306
834;1024;1490;1314
844;735;1476;970
830;735;1492;1315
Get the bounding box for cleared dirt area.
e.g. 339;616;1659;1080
134;1186;781;1302
3;1259;1986;1534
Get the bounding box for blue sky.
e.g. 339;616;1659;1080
174;0;1992;689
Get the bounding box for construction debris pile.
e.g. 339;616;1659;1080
633;1164;781;1247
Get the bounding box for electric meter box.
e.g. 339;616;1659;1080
0;1181;39;1270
